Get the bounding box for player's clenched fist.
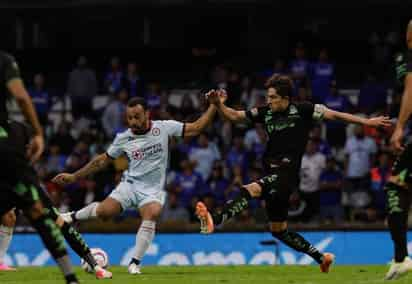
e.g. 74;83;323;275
52;173;77;185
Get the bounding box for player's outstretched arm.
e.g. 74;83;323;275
322;105;392;128
207;89;248;123
184;91;218;137
52;153;112;185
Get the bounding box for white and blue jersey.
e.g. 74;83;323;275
106;120;184;209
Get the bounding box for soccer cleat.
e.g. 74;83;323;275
196;202;214;234
95;267;113;279
128;263;142;274
0;263;16;271
320;253;335;273
385;257;412;280
60;212;75;224
128;258;142;275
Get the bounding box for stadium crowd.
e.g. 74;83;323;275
15;42;407;228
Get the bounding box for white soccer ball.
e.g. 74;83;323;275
81;248;109;273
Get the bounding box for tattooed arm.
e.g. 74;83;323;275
52;153;112;185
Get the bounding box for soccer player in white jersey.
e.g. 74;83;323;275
52;95;218;275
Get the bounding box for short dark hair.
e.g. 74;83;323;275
127;97;147;110
265;74;294;98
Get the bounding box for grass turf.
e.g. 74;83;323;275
1;265;411;284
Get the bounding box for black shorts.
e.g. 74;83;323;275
391;142;412;185
258;157;299;222
0;178;58;219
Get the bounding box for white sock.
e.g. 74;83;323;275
74;202;99;221
0;225;13;263
134;220;156;262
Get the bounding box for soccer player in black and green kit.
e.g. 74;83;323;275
384;20;412;280
0;51;110;282
197;74;391;273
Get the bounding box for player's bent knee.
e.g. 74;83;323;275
1;210;16;227
269;222;288;233
244;183;262;198
55;215;65;227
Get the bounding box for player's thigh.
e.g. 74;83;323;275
139;201;163;221
96;197;122;218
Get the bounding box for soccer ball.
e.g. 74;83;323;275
81;248;109;273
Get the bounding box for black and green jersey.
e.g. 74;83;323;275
0;51;21;125
245;101;322;169
395;50;412;93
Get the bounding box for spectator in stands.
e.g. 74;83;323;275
145;82;162;118
344;125;377;189
319;157;344;223
324;80;350;148
123;62;144;98
370;151;391;218
226;135;249;174
344;125;377;217
289;42;309;93
104;56;123;94
358;73;387;114
189;133;221;180
260;58;287;80
173;159;205;209
160;192;190;223
67;56;97;119
46;144;67;174
29;73;50;125
49;121;76;155
240;76;264;109
102;88;128;139
309;124;331;156
299;139;326;221
310;48;335;104
206;162;230;208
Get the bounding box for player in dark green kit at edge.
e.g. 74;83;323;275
0;51;111;283
384;20;412;280
197;74;391;272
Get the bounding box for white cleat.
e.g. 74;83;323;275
95;267;113;279
60;211;75;224
385;257;412;280
128;263;142;275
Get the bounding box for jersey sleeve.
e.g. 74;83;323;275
161;120;185;137
106;134;124;159
245;106;268;123
297;102;326;121
3;54;21;84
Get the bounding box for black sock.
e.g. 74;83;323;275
130;257;140;265
212;187;252;225
386;183;409;262
65;273;79;284
272;230;323;264
61;222;98;268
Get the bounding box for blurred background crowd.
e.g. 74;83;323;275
4;2;412;231
8;43;407;230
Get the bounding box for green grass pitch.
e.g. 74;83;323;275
1;265;411;284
